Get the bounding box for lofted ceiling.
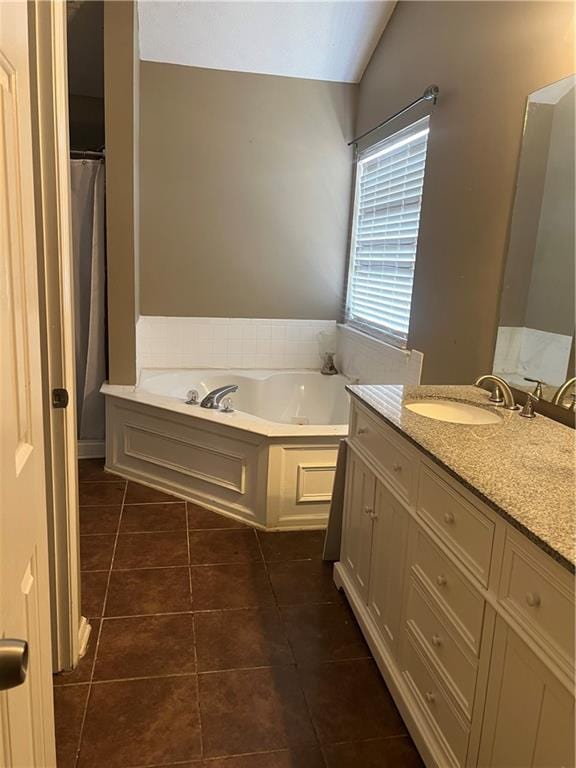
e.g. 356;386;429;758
138;1;396;84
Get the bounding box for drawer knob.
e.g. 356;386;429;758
525;592;541;608
369;510;379;521
431;634;442;648
357;427;368;435
436;574;447;587
443;511;455;525
363;507;373;516
392;462;402;473
424;691;436;704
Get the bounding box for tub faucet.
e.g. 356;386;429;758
474;375;517;410
200;385;239;409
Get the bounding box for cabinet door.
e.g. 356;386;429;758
367;481;409;656
478;617;574;768
341;451;376;602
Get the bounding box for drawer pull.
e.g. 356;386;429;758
357;427;368;435
424;691;436;704
525;592;541;608
436;574;448;587
443;511;455;525
431;634;442;648
392;462;402;473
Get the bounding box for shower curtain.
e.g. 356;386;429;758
70;159;106;444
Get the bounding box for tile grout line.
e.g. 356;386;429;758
254;532;327;765
73;477;129;768
186;502;204;760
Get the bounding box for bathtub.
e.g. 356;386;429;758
102;370;350;530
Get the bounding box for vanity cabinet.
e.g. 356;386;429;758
335;397;575;768
477;618;574;768
341;450;409;654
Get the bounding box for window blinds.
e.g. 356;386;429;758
345;117;430;348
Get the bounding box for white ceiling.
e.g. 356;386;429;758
137;1;396;84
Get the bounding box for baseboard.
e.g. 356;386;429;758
77;616;91;659
78;440;105;459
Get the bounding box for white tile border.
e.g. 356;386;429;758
136;316;337;373
336;324;423;385
136;316;424;386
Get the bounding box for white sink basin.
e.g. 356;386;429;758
405;400;502;425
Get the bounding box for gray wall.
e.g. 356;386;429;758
104;0;138;384
499;102;553;328
525;89;575;336
139;62;356;319
356;0;575;383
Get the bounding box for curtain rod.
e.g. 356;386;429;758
348;84;439;146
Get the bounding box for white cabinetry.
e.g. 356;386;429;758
335;398;575;768
478;618;574;768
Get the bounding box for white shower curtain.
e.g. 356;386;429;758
70;159;106;443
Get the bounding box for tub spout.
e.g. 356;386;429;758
200;385;239;409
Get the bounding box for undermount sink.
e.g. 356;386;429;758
405;400;502;425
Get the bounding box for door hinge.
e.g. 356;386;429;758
52;388;69;409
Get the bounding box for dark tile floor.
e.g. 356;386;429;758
53;459;424;768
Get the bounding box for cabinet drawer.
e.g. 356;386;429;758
417;467;494;586
499;531;575;665
406;579;478;719
411;526;485;654
350;404;417;505
403;634;470;767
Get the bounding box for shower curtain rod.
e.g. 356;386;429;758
348;84;439;146
70;149;105;159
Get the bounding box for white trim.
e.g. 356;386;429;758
77;440;106;459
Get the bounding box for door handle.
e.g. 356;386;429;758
52;388;69;408
0;639;28;691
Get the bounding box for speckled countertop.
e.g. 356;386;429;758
347;384;576;572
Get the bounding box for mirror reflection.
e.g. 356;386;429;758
494;74;575;407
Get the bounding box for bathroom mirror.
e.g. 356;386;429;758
493;74;575;417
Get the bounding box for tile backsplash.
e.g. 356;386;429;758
136;316;424;388
336;324;423;385
136;316;337;372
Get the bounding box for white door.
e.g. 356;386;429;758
0;1;57;765
341;451;375;602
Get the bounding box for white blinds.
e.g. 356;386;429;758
345;117;430;348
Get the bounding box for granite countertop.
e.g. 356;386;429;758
347;384;576;572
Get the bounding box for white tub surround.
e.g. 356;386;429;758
493;326;573;386
136;316;337;372
103;370;348;530
336;324;424;385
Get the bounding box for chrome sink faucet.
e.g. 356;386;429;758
200;385;239;409
474;375;517;410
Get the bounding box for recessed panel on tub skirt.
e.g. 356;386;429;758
124;423;246;494
267;442;340;529
106;397;268;525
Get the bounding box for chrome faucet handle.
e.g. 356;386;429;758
220;397;234;413
524;377;545;399
186;389;199;405
519;392;538;419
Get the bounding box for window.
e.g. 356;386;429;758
345;117;430;348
